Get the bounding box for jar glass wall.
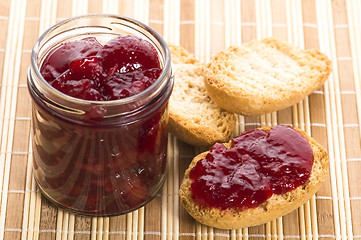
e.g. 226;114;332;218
27;14;173;216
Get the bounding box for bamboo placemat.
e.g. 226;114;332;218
0;0;360;239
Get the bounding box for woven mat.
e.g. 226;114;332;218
0;0;360;239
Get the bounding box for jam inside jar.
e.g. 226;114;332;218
27;15;173;216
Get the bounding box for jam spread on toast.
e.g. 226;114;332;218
189;125;313;210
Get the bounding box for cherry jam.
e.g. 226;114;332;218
40;35;162;101
189;125;314;210
28;15;173;216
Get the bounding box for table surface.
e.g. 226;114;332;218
0;0;360;239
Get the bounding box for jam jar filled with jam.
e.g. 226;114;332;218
27;15;173;216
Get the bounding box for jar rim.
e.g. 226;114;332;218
30;14;172;107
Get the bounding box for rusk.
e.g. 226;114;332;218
179;126;329;229
168;45;236;146
203;38;332;115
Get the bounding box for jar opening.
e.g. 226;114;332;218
29;14;172;114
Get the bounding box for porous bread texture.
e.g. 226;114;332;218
168;44;236;146
169;44;198;65
179;126;329;229
203;38;332;115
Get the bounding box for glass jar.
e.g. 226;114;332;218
27;14;173;216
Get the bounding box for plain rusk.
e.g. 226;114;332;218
168;44;236;146
202;38;332;115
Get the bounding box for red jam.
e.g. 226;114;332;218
189;125;314;210
40;35;162;101
31;34;169;215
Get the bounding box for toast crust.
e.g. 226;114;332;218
179;126;329;229
203;38;332;115
168;45;236;146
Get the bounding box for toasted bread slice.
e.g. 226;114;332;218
202;38;332;115
168;45;236;146
179;126;328;229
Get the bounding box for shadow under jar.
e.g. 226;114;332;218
27;14;173;216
